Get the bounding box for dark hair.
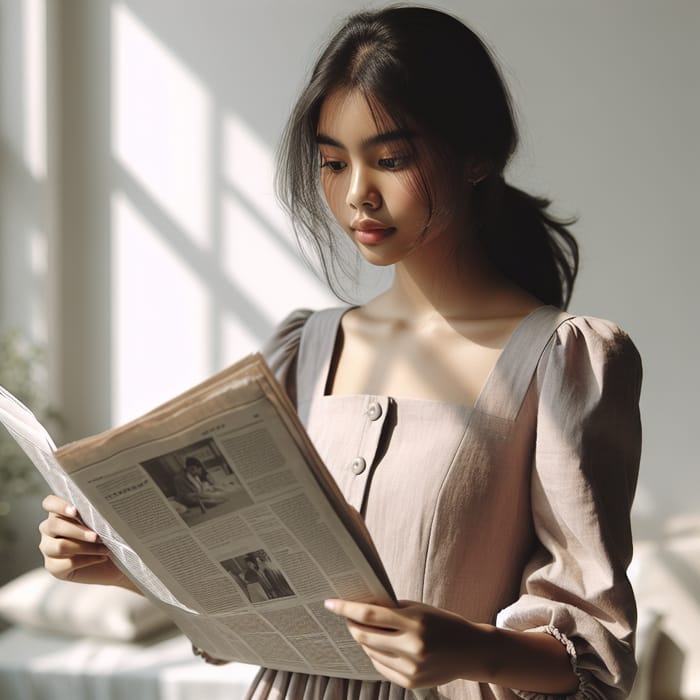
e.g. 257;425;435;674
184;456;203;471
276;5;578;308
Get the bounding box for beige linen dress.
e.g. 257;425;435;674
250;305;642;700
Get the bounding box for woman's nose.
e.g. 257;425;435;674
346;166;381;210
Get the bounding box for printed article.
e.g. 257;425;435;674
0;354;396;680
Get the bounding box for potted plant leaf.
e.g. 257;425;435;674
0;330;60;556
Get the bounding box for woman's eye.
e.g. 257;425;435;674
321;160;346;172
378;155;411;170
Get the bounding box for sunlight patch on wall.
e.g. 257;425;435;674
220;190;335;326
220;114;336;323
111;192;209;425
111;3;211;248
22;0;46;180
28;227;47;340
222;112;288;235
219;312;261;365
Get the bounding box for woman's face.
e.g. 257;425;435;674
316;89;464;268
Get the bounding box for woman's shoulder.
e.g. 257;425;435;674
539;310;642;391
552;313;640;364
261;306;351;359
261;308;313;372
261;306;350;396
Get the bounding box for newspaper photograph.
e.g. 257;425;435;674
0;354;396;680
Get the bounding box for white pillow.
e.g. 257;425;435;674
0;567;175;641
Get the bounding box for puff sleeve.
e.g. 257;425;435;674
496;317;642;699
261;309;313;407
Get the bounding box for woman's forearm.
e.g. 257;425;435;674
326;598;580;694
467;623;578;695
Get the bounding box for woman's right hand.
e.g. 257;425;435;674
38;494;136;590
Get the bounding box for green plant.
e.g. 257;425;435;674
0;330;60;552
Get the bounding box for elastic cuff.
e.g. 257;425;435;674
513;626;599;700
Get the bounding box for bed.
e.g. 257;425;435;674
1;528;700;700
0;626;258;700
0;568;258;700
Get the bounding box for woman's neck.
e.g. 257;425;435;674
377;243;535;324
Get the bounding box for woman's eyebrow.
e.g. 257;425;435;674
315;134;345;148
315;129;415;149
364;129;415;147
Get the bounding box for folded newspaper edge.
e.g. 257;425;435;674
0;354;397;680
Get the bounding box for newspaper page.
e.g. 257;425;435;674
0;355;396;680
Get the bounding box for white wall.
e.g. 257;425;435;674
1;0;698;573
0;0;52;579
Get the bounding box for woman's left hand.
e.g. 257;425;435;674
324;598;487;689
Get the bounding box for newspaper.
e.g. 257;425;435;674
0;354;396;680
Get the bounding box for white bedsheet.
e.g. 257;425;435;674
0;626;259;700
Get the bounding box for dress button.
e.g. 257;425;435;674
366;401;382;421
350;457;366;475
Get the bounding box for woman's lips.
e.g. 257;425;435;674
353;226;396;245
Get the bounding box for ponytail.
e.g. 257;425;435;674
473;177;579;309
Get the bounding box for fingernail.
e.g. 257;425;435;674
85;531;97;542
324;599;337;612
66;505;77;516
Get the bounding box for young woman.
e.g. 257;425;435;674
39;6;642;699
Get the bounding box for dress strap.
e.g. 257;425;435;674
295;307;348;424
474;305;574;421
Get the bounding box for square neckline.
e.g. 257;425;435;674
319;304;559;414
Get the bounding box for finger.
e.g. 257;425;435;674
364;646;421;680
348;625;404;655
346;621;409;656
365;650;433;691
346;617;402;636
40;514;100;543
42;494;78;518
44;554;110;579
191;643;229;665
324;599;403;630
201;653;229;666
39;534;110;558
362;652;414;689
